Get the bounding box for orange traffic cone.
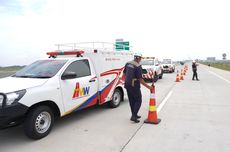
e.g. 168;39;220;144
180;69;184;80
144;83;161;124
186;66;188;72
175;70;180;82
185;65;188;71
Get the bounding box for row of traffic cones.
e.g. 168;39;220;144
175;65;188;82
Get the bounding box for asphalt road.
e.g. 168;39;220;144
0;64;230;152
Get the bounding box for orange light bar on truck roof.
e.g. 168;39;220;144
46;51;84;56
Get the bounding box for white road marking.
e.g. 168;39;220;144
205;69;230;84
157;90;173;113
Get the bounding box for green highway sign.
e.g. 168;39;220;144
115;41;130;51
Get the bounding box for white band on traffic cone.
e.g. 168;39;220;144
150;93;155;99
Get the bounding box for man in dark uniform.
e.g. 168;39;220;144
192;60;199;80
123;53;153;123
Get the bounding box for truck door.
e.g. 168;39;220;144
60;59;98;114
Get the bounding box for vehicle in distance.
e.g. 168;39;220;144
141;57;163;82
161;59;175;73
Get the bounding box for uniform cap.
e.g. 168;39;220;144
134;52;142;57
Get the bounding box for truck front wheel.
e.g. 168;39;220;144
109;89;122;108
153;73;158;82
24;105;54;139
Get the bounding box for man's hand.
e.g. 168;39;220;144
148;85;154;90
140;78;154;90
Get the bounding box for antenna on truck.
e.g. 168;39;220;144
46;42;132;58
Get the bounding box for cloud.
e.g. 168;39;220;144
0;0;23;16
1;0;230;66
0;0;47;17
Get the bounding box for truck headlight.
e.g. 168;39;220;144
5;90;26;106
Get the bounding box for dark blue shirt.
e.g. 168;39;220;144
192;63;197;71
123;60;142;88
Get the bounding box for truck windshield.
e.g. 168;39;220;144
141;60;154;65
13;60;67;78
163;60;172;64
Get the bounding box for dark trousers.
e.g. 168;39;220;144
192;70;198;80
125;86;142;117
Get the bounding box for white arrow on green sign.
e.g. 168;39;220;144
115;41;130;51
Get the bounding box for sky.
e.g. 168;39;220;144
1;0;230;66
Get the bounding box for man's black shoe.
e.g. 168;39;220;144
130;116;140;123
130;115;141;119
131;118;140;123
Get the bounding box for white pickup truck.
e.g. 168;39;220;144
161;59;175;73
141;57;163;82
0;44;133;139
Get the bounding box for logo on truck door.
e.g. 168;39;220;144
72;82;90;99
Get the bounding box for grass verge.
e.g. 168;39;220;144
201;62;230;71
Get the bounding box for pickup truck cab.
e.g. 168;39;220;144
141;57;163;82
0;46;133;139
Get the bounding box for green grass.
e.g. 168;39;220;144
0;66;25;71
201;62;230;71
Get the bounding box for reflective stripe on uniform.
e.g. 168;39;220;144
132;78;137;87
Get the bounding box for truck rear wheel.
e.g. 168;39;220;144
109;89;122;108
24;105;54;139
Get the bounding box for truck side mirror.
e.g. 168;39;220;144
61;71;77;80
